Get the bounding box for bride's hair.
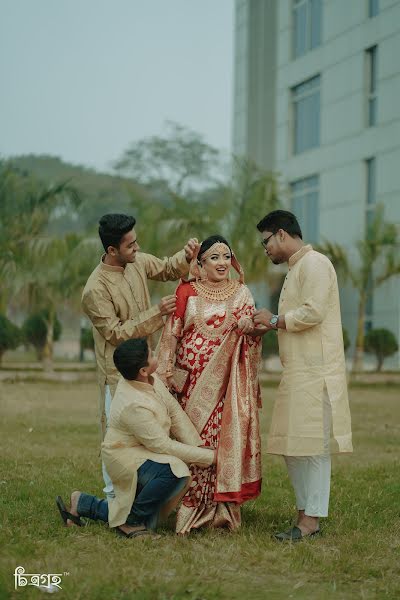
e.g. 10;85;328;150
198;235;232;260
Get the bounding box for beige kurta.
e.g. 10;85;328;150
267;245;353;456
81;250;189;436
102;375;214;528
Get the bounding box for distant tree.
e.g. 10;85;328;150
114;121;225;195
0;161;81;312
80;327;94;351
342;327;350;353
364;328;398;372
15;233;97;370
0;314;21;364
262;330;279;359
23;310;62;361
226;157;280;283
318;206;400;371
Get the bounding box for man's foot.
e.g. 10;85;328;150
55;495;84;528
274;525;320;542
297;515;320;536
116;524;161;539
118;523;146;536
297;509;305;522
66;491;82;527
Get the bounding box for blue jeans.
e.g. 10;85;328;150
77;460;188;529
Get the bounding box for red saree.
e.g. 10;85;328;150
157;280;262;534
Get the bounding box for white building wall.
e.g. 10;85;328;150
233;0;400;368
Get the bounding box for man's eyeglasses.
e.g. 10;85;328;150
261;233;275;249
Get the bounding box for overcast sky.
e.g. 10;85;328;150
0;0;234;172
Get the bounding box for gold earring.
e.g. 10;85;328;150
200;265;208;282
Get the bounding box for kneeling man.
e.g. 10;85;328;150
56;338;215;538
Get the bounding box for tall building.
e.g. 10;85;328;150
233;0;400;367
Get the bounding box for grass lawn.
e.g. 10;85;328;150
0;381;399;600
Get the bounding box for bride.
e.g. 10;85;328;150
157;235;262;534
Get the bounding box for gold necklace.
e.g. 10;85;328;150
191;279;239;302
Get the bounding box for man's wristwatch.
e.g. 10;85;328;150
269;314;279;329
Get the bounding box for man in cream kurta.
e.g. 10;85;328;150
102;374;214;529
57;338;214;538
81;213;197;496
254;210;352;541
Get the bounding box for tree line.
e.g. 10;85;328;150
1;122;399;372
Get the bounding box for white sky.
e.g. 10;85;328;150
0;0;234;172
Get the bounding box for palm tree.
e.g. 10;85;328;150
0;163;80;311
226;157;280;283
318;206;400;372
13;233;98;370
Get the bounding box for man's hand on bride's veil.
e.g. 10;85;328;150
183;238;199;262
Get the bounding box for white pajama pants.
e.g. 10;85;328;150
283;388;332;518
102;385;115;498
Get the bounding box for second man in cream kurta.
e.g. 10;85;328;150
254;210;352;541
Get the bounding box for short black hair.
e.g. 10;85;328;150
98;214;136;252
198;235;232;261
256;210;302;239
113;338;149;380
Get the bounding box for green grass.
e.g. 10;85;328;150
0;382;399;599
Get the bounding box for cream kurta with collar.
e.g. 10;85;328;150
267;245;353;457
81;250;189;437
102;375;214;528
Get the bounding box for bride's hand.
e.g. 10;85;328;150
237;316;254;335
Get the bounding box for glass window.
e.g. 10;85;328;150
293;0;322;59
368;0;379;18
365;155;377;330
366;46;378;127
292;75;321;154
291;175;319;243
365;158;376;231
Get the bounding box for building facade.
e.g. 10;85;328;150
233;0;400;367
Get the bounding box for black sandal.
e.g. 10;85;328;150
56;495;84;527
274;525;320;542
115;526;158;539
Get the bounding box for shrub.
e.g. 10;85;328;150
0;314;21;363
262;330;279;358
80;327;94;351
23;309;62;360
364;328;398;371
342;327;350;353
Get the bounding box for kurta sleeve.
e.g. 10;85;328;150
142;250;189;282
160;387;203;446
82;286;164;345
120;404;214;466
284;255;334;333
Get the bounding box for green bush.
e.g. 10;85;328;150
342;327;350;352
80;327;94;351
262;330;279;358
364;328;398;371
22;309;62;360
0;314;21;363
